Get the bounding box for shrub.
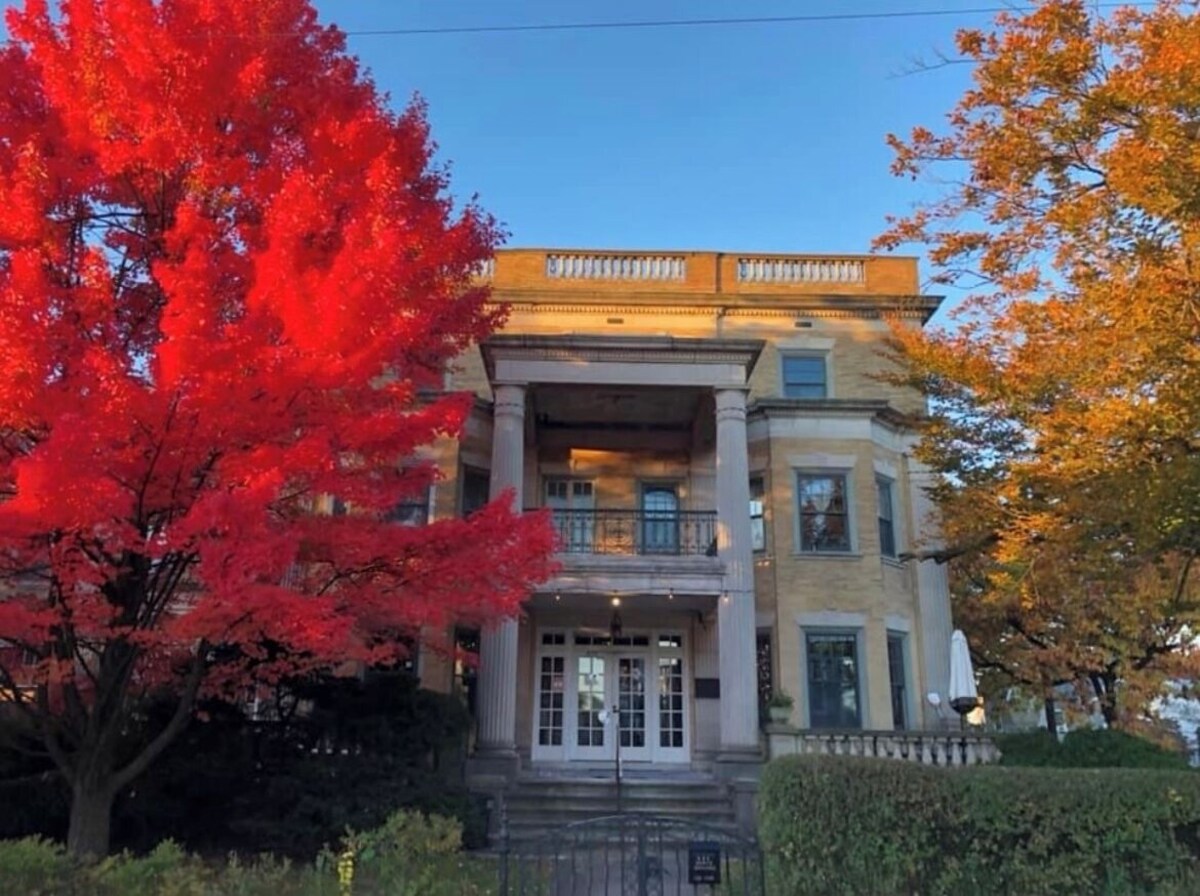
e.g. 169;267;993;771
329;809;465;896
0;812;493;895
112;675;483;858
992;730;1064;766
321;809;496;896
1070;728;1186;769
997;728;1191;769
759;755;1200;896
3;676;481;858
214;854;311;896
0;836;75;896
88;840;213;896
759;756;948;894
202;754;487;859
0;728;69;842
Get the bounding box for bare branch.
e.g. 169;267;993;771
109;650;206;794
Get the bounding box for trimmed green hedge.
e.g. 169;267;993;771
996;728;1191;770
759;755;1200;896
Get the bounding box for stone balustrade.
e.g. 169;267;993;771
736;256;866;284
471;248;927;301
766;727;1001;767
545;252;687;281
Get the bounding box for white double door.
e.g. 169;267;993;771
534;634;688;764
574;652;653;761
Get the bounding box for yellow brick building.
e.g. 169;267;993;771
418;248;957;793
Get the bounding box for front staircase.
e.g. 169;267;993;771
494;770;740;843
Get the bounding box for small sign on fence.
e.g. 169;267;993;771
688;840;721;884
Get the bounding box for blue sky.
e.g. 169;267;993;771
311;1;1001;296
1;1;1008;306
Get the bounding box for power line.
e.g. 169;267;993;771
337;4;1154;38
0;2;1159;46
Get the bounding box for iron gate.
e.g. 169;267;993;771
498;813;766;896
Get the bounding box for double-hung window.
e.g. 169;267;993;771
887;632;909;730
782;354;828;398
876;475;897;558
756;631;774;707
386;489;430;526
797;473;851;552
546;479;596;552
749;476;766;552
461;466;490;517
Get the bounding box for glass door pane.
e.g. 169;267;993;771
657;656;685;749
641;485;679;554
575;655;607;753
569;481;595;551
537;655;564;747
617;657;647;754
546;480;595;553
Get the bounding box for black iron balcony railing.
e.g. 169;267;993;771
538;508;718;556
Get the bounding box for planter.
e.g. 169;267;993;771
768;706;792;724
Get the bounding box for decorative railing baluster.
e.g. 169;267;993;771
766;729;1002;766
734;256;866;284
544;252;688;282
534;508;718;556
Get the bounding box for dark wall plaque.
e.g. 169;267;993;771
694;677;721;699
688;841;722;884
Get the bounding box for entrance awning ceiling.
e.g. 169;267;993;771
532;384;703;431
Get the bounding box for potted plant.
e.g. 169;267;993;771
766;691;794;724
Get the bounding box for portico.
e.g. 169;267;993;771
470;336;764;777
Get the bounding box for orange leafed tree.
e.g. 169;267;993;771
878;0;1200;728
0;0;554;856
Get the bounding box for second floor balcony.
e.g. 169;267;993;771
540;508;718;557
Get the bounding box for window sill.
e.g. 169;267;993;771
881;556;906;570
793;551;862;561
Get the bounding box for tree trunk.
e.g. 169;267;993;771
1095;674;1119;727
66;782;115;859
1043;696;1060;742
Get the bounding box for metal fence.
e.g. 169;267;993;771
498;813;765;896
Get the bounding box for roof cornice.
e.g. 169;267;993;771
749;397;922;431
487;293;941;322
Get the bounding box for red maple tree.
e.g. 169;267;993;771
0;0;554;856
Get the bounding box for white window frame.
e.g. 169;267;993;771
530;627;690;764
532;629;569;760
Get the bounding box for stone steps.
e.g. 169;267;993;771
496;777;738;843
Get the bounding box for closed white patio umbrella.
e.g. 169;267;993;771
948;629;981;718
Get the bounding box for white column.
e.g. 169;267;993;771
906;454;953;718
476;384;526;755
714;388;759;753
